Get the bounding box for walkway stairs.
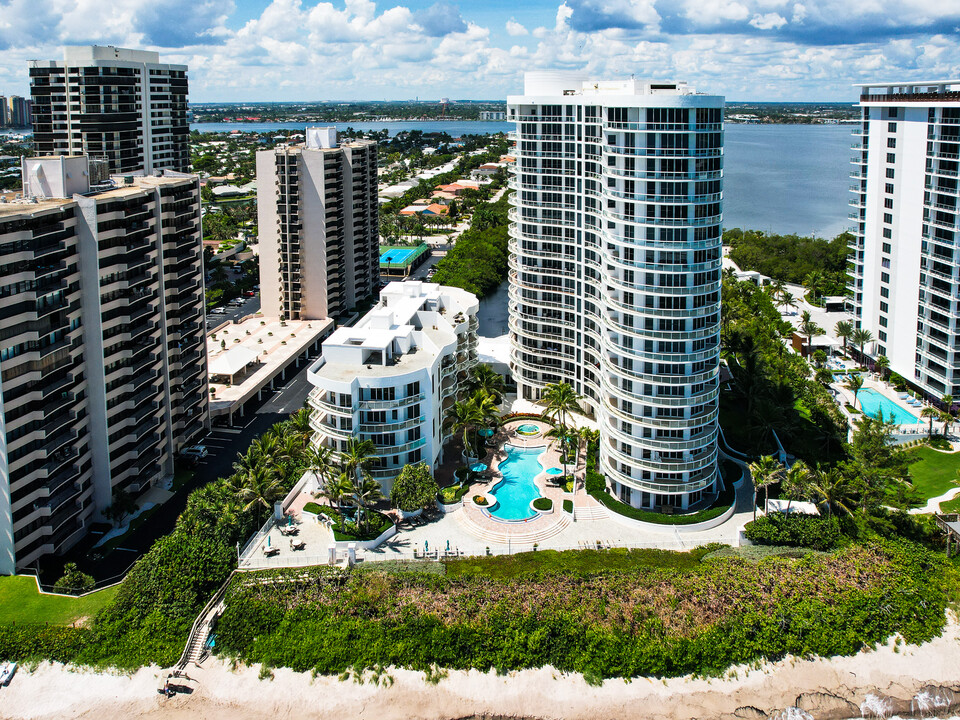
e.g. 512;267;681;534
456;509;571;545
174;572;235;674
571;504;609;521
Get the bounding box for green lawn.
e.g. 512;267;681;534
939;495;960;514
0;576;120;625
908;447;960;503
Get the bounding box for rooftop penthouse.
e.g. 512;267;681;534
856;79;960;104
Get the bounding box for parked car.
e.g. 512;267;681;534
209;307;227;315
179;445;208;466
244;290;256;297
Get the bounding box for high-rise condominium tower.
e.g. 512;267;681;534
257;127;379;321
848;80;960;398
0;156;207;573
507;73;724;511
29;46;189;174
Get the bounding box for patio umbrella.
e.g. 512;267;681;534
446;540;450;552
267;535;271;547
425;540;429;552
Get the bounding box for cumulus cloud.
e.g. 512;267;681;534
749;12;787;30
506;19;529;36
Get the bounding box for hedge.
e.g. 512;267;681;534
532;498;553;511
744;514;843;551
437;484;470;505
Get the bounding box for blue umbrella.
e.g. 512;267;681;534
267;535;271;547
446;540;450;552
425;540;429;552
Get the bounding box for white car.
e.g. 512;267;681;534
179;445;208;463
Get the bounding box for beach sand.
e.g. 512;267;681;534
4;613;959;720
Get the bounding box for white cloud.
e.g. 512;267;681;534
749;12;788;30
506;19;529;37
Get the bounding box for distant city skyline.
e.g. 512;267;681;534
0;0;959;103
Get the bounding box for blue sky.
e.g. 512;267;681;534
1;0;959;102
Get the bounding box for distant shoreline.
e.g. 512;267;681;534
4;612;959;720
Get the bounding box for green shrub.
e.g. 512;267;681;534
473;495;488;506
390;463;439;511
53;563;95;595
743;513;842;551
562;499;573;514
309;504;393;541
532;498;553;511
437;484;469;505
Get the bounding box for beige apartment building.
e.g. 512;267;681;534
0;156;207;573
257;127;379;321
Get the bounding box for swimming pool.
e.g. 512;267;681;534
516;423;541;437
379;247;418;265
546;467;563;476
488;445;543;521
857;388;920;424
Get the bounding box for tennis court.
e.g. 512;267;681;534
379;247;419;265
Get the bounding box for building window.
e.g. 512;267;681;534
880;301;888;313
881;272;890;283
885;183;895;194
882;228;892;239
885;167;895;179
884;198;894;209
878;331;887;342
883;213;893;225
879;315;888;327
882;242;891;253
886;153;896;164
888;121;897;131
887;137;896;148
880;286;889;298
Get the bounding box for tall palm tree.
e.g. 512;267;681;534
471;389;501;432
326;472;354;510
851;327;873;363
464;363;505;403
834;320;854;357
921;406;938;439
238;466;283;527
352;472;384;534
304;444;336;492
287;407;313;442
542;383;584;481
846;374;864;409
770;279;786;303
942;394;954;415
782;460;812;514
807;464;853;517
445;399;484;462
780;290;796;315
341;438;377;483
939;410;953;438
874;355;890;381
804;270;825;304
798;310;824;358
748;454;784;520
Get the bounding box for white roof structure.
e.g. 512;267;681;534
209;345;258;377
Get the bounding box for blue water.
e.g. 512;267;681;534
488;446;543;521
546;468;563;476
191;120;514;137
858;388;920;424
380;247;418;264
470;462;488;473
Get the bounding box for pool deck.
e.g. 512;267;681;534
832;373;929;432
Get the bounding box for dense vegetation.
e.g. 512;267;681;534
0;412;317;668
430;191;510;298
725;228;851;297
212;540;952;679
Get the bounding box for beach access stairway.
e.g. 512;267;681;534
174;571;235;674
571;504;609;521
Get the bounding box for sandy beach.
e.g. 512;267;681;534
3;613;959;720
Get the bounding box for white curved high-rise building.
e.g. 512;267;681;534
507;73;724;511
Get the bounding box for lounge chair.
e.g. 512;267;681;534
263;546;280;557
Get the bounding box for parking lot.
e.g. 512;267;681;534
206;293;260;329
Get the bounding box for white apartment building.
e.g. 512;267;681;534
29;46;189;174
306;281;479;492
0;156;208;573
257;128;379;321
507;72;723;510
849;80;960;398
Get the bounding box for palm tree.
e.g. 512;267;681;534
780;290;796;315
238;466;283;527
807;465;853;517
851;327;873;363
748;454;784;520
770;279;786;303
942;394;954;414
874;355;890;381
445;399;484;462
326;472;354;510
464;363;505;403
783;460;812;514
352;472;384;535
939;410;953;438
921;406;938;439
287;407;313;442
834;320;854;357
471;389;501;432
542;383;584;481
845;374;864;409
804;270;825;304
341;438;377;483
815;367;834;386
304;444;336;492
798;310;824;358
